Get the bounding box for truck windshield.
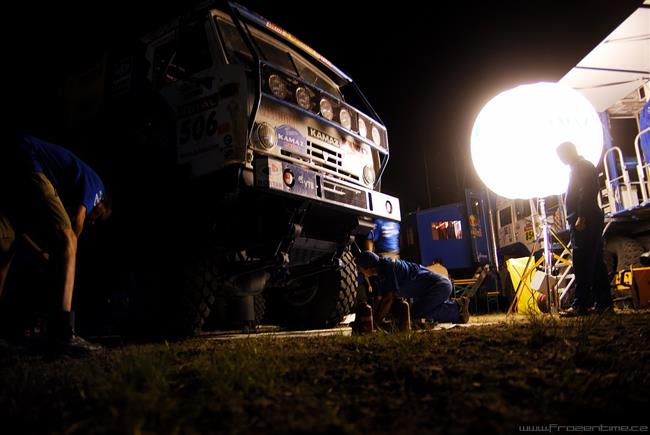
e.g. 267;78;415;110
215;16;342;98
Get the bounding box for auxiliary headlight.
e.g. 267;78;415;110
256;122;277;150
358;118;367;138
269;74;289;100
363;165;376;185
371;126;381;146
339;108;352;130
295;87;312;110
319;98;334;120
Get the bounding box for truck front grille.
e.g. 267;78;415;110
279;141;361;184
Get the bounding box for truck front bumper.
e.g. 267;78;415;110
254;156;400;222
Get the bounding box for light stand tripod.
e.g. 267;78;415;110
506;198;573;315
538;197;558;314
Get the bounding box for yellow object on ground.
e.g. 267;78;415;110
506;257;542;315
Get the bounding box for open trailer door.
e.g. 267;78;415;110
465;189;494;266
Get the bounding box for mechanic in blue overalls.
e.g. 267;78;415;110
356;218;401;312
0;134;112;354
356;251;470;324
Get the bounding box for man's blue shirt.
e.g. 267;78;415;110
368;219;400;253
19;135;105;215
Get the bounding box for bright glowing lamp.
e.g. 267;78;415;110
471;82;603;199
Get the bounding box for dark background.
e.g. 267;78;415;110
6;0;643;217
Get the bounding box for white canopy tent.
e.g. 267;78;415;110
559;1;649;115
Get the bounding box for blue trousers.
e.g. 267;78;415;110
400;275;459;323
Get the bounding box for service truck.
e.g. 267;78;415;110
62;1;400;336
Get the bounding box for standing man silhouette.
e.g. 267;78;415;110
556;141;611;316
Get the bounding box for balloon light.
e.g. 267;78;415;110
470;82;604;199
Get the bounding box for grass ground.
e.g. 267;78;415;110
1;309;648;434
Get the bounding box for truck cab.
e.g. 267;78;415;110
65;2;400;335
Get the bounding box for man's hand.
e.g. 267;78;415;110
575;216;586;231
21;234;49;261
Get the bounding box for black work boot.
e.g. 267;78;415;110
49;311;102;356
453;296;471;324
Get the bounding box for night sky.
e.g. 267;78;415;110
8;0;643;217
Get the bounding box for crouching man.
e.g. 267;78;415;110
0;134;112;355
356;251;469;325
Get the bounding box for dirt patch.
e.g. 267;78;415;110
1;310;648;434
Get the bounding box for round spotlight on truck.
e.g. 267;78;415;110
471;82;603;199
256;122;277;150
319;98;334;120
269;74;289;100
295;87;312;110
363;165;375;185
339;108;352;130
358;117;367;138
371;126;381;146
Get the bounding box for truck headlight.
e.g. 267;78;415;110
295;87;312;110
363;165;376;185
371;126;381;146
269;74;289;100
257;123;276;149
319;98;334;120
358;118;367;138
339;108;352;130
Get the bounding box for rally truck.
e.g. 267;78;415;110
64;1;400;336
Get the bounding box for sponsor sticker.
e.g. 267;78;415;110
276;125;307;154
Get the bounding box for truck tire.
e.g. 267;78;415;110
635;234;650;251
272;249;358;329
170;251;221;336
255;293;267;324
604;236;644;274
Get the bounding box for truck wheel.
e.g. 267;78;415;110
603;250;616;278
273;249;358;329
170;251;221;336
604;236;644;274
254;294;266;324
635;234;650;251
